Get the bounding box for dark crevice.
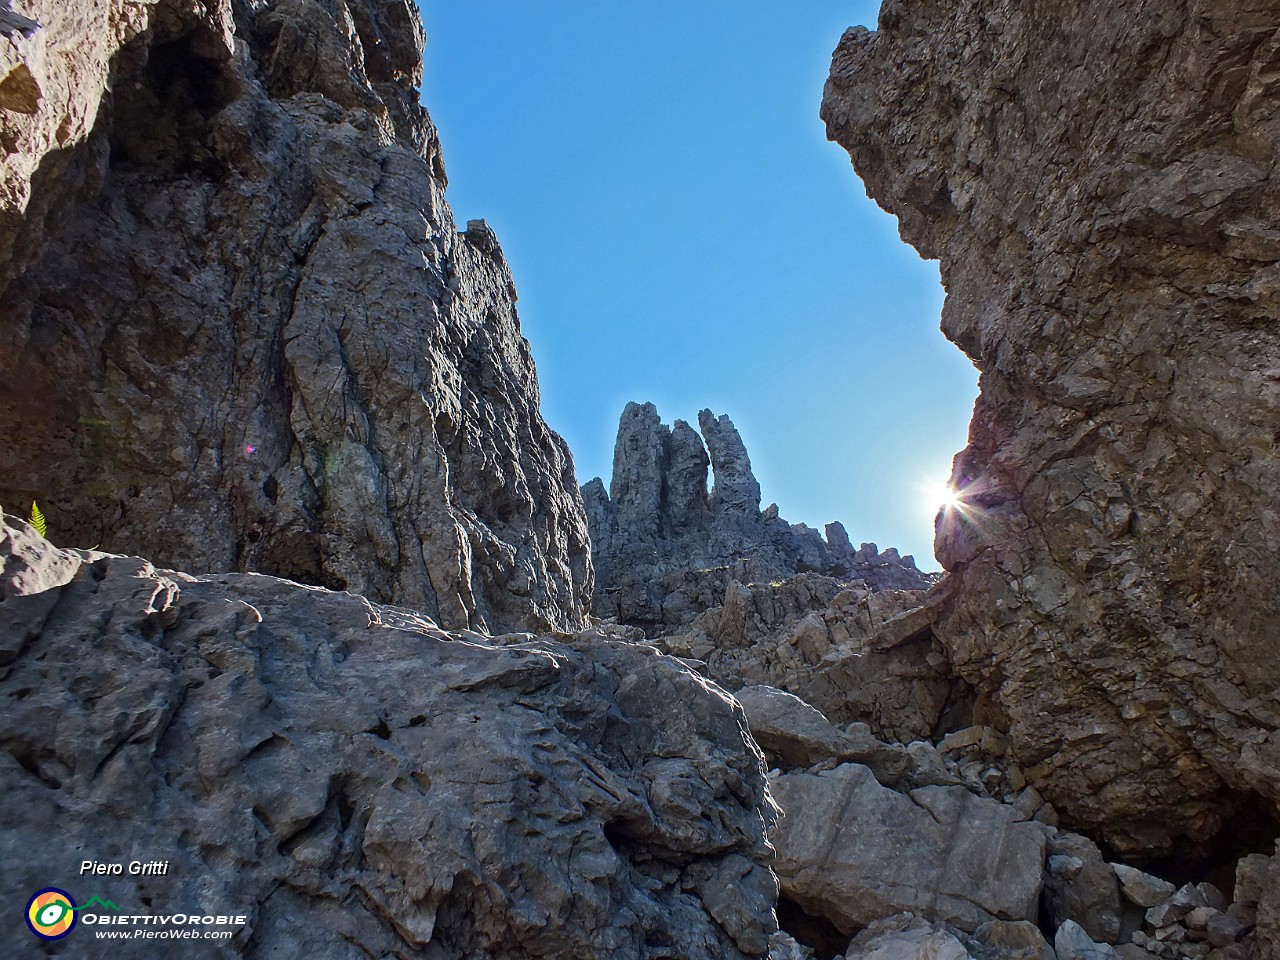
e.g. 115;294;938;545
7;742;64;790
145;35;239;118
776;897;849;960
931;669;979;738
1124;795;1280;890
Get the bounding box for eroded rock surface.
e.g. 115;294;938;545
772;762;1047;935
0;0;591;633
822;0;1280;856
670;577;957;743
0;509;776;959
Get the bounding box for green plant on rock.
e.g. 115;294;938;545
30;500;47;537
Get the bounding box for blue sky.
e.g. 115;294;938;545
418;3;977;567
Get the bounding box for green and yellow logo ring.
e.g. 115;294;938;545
26;888;77;940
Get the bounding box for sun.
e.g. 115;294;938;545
923;478;963;517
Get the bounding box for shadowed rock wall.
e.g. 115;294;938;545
822;0;1280;856
0;0;591;633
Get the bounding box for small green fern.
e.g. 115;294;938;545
30;500;47;538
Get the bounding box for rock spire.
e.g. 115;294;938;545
584;402;930;632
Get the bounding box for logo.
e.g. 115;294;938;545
26;888;77;940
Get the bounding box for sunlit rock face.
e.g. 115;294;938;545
0;0;591;633
822;0;1280;857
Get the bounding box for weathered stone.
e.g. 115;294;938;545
823;0;1280;856
673;577;955;744
700;408;762;518
736;684;854;769
1197;884;1229;914
1145;885;1208;931
735;685;933;791
1185;908;1218;933
0;0;38;39
974;919;1055;959
1056;921;1120;960
1113;865;1178;909
846;916;972;960
0;0;591;635
772;763;1046;934
0;511;777;959
770;930;817;960
1045;833;1126;944
1204;912;1248;949
1234;848;1278;907
1147;902;1191;931
1234;846;1280;958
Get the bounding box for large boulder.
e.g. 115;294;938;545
771;763;1046;934
822;0;1280;856
0;510;777;959
0;0;591;634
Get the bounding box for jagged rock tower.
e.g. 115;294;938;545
584;401;930;632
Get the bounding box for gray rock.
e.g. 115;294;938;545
700;408;762;518
1203;912;1247;949
0;511;777;959
1184;907;1218;932
736;684;862;769
974;919;1056;959
823;0;1280;857
772;763;1046;934
846;916;973;960
734;684;917;785
855;927;972;960
1196;884;1229;914
664;575;953;745
1234;846;1280;957
0;0;38;40
1055;922;1120;960
1145;903;1188;931
0;0;591;635
770;930;817;960
1147;884;1208;930
1233;849;1277;908
1044;833;1127;943
1113;865;1178;909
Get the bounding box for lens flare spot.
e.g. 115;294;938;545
922;477;962;517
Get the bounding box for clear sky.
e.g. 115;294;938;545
418;3;978;568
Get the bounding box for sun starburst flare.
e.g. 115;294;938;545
920;478;964;519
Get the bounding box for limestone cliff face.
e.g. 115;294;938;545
584;401;932;633
0;0;591;633
823;0;1280;856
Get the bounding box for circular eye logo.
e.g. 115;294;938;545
26;888;77;940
